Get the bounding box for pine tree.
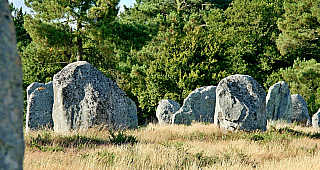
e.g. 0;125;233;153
277;0;320;60
24;0;119;62
10;3;32;52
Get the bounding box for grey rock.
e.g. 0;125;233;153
291;94;311;126
266;81;293;122
126;97;138;129
312;108;320;128
214;75;267;131
0;1;25;169
26;82;54;132
156;99;180;125
172;86;216;125
52;61;133;132
26;82;45;100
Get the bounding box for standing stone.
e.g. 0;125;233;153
126;97;138;129
0;1;25;169
26;82;45;100
156;99;180;125
266;81;293;122
312;108;320;128
52;61;134;132
172;86;216;125
214;75;267;131
291;94;311;126
26;82;54;132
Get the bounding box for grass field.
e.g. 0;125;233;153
23;121;320;170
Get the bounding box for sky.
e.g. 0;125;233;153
8;0;136;13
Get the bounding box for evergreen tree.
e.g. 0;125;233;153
205;0;285;83
22;0;120;86
277;0;320;61
9;3;32;52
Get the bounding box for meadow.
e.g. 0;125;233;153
24;121;320;170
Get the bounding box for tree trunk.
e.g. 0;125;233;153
76;20;83;61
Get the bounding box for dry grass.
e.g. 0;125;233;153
24;121;320;170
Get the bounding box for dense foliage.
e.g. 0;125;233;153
12;0;320;124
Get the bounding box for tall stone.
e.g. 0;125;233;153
52;61;135;132
156;99;180;125
266;81;293;122
312;108;320;128
291;94;311;126
172;86;216;125
214;75;267;131
26;82;54;132
0;1;25;169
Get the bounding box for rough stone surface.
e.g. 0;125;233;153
26;82;45;100
266;81;293;122
52;61;135;132
0;1;25;169
26;82;54;132
214;75;267;131
312;108;320;128
172;86;216;125
156;99;180;125
126;97;138;129
291;94;311;126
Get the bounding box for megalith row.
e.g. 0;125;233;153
157;74;313;131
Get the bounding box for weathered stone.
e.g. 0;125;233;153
291;94;311;126
172;86;216;125
0;1;25;169
26;82;54;132
126;97;138;129
52;61;134;132
266;81;293;122
156;99;180;125
214;75;267;131
312;108;320;128
26;82;45;100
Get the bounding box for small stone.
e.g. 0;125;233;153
156;99;180;125
172;86;216;125
291;94;311;126
312;108;320;128
26;81;54;132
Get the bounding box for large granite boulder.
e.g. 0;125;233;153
156;99;180;125
312;108;320;128
172;86;216;125
0;1;25;169
291;94;311;126
52;61;137;132
26;82;54;132
214;75;267;131
266;81;293;122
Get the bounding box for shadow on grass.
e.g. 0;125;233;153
27;130;138;152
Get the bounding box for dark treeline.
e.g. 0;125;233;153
10;0;320;124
